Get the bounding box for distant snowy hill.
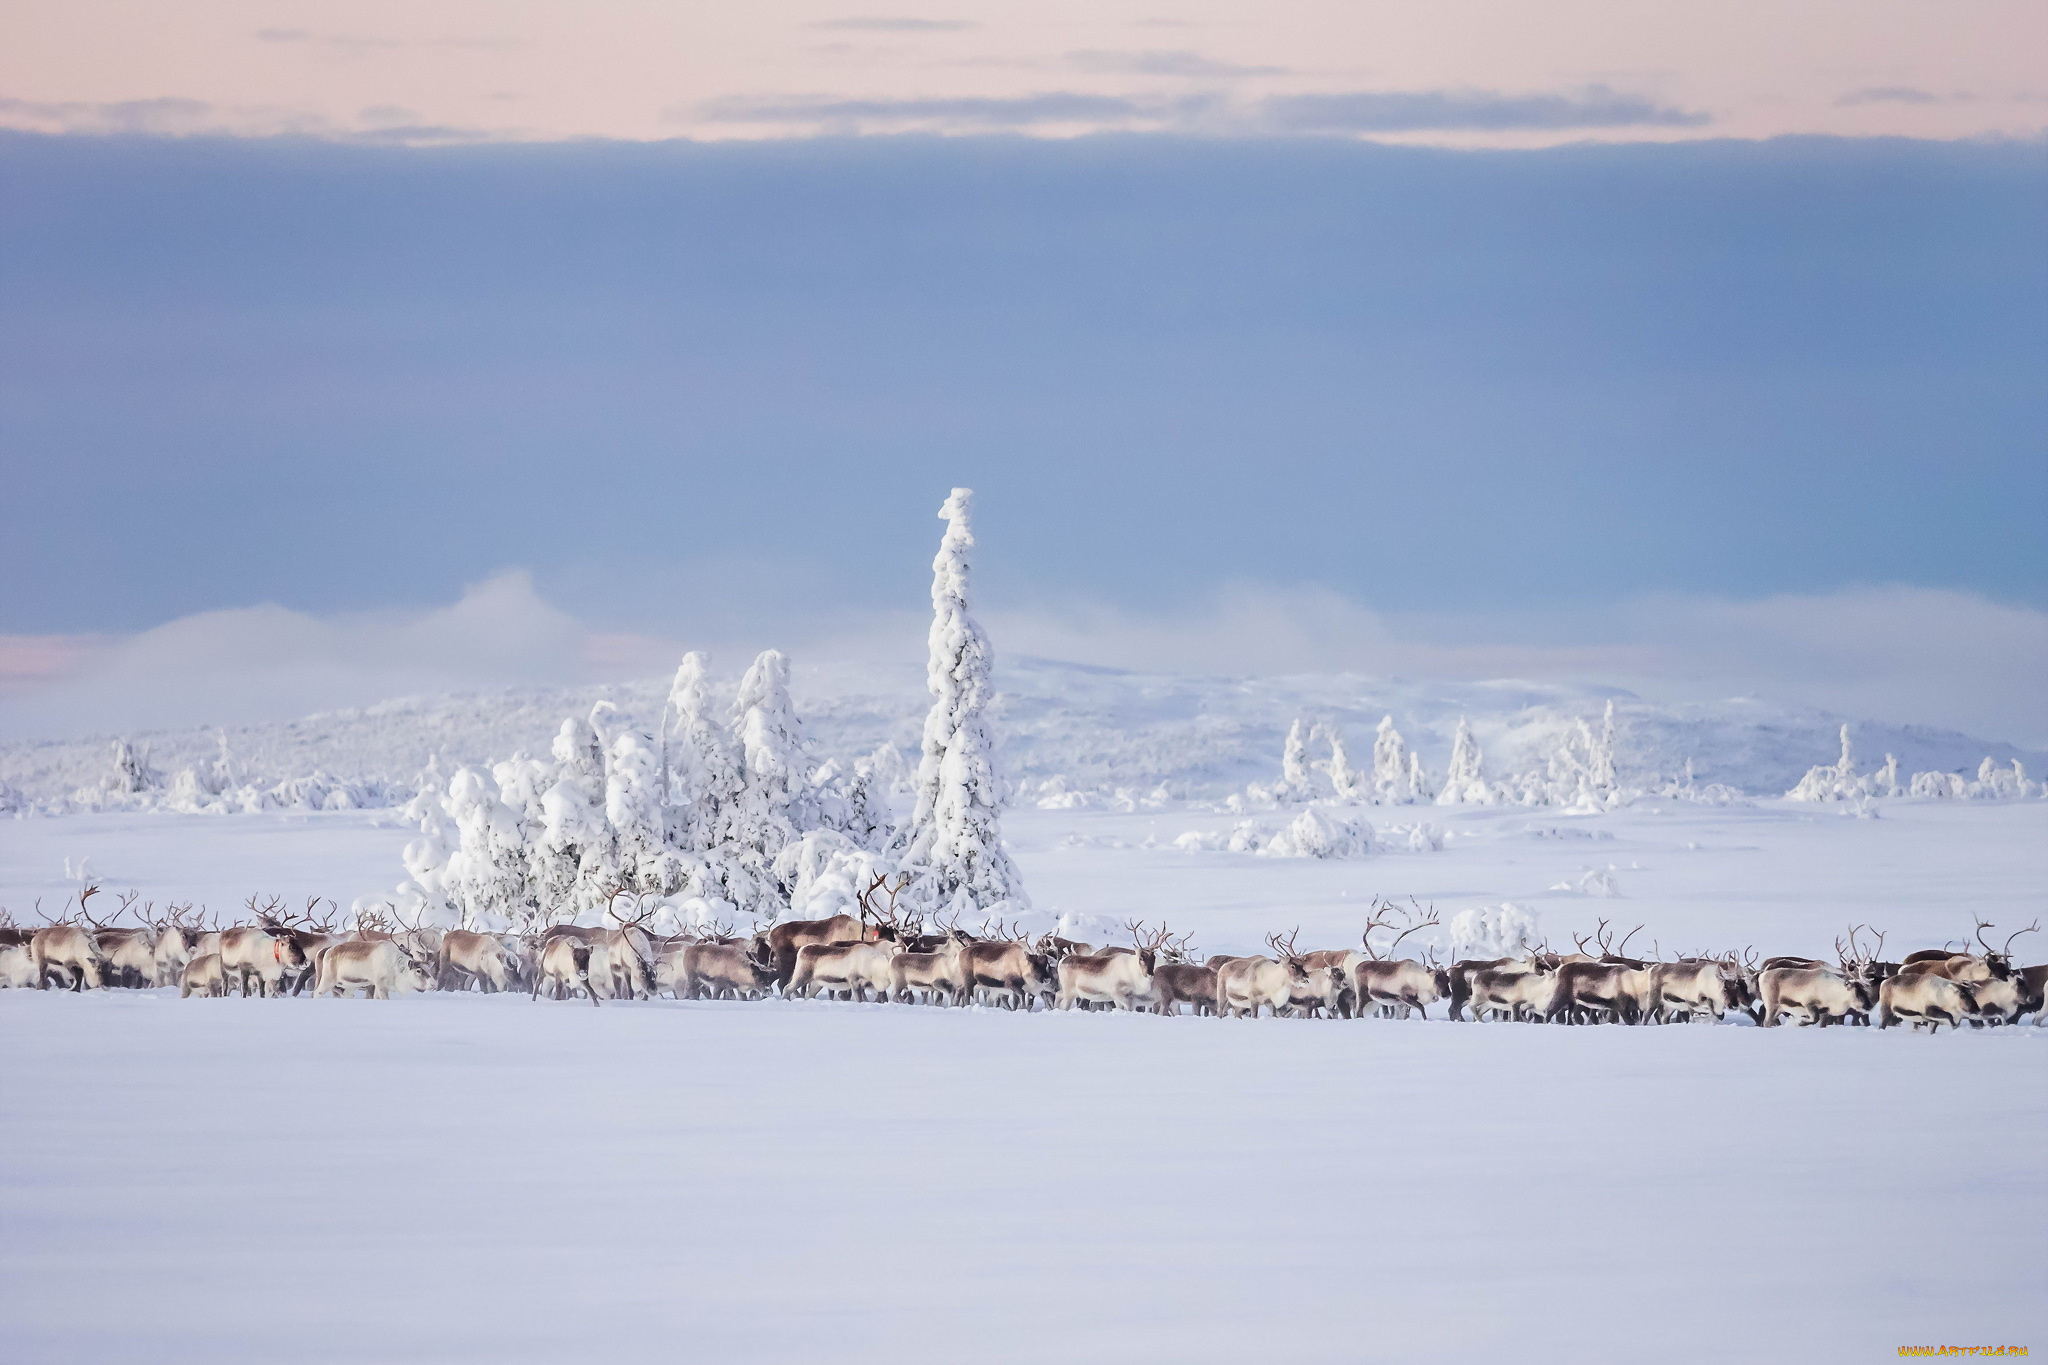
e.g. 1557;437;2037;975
1;656;2039;810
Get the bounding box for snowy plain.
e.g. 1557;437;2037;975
3;795;2045;1363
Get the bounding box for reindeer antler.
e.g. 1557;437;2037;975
856;872;888;923
2001;920;2040;957
75;884;109;931
1358;899;1401;960
1263;926;1302;961
1381;903;1440;959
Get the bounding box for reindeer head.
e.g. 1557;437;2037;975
1979;919;2036;979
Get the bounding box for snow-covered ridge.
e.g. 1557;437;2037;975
2;655;2040;816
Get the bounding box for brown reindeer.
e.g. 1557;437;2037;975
1056;921;1169;1012
1877;973;1976;1031
439;929;520;993
674;937;780;1000
32;886;109;991
767;873;902;989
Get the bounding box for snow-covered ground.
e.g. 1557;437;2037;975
3;979;2041;1364
2;796;2044;1363
8;657;2042;812
6;798;2044;960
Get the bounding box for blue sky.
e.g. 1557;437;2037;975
5;132;2044;636
2;130;2044;742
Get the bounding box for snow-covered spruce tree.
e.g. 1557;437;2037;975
1437;716;1490;805
663;652;742;853
1326;729;1364;803
1276;719;1315;802
606;728;688;897
719;649;819;919
110;740;161;795
1372;716;1413;804
533;713;612;915
901;488;1026;921
1588;700;1619;800
442;766;535;929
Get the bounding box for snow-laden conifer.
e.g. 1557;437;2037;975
1372;716;1412;804
1326;730;1364;803
1276;719;1315;802
663;652;740;852
1437;716;1490;805
1589;700;1619;799
903;488;1026;919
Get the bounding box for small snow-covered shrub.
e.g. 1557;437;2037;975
1551;866;1622;898
1257;807;1374;860
1911;770;1967;799
1449;903;1541;960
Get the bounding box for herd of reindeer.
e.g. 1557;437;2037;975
4;878;2044;1032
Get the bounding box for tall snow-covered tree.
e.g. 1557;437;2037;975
533;716;611;914
726;648;810;870
607;729;686;896
1326;730;1364;802
1276;719;1314;801
664;652;740;853
1372;716;1412;804
1437;716;1489;805
1588;700;1619;798
903;488;1026;919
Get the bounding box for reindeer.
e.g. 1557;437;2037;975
1214;930;1314;1020
1215;957;1299;1019
1960;974;2023;1026
963;926;1048;1011
311;938;435;1000
1349;904;1448;1019
32;887;109;991
1758;965;1876;1028
1056;922;1169;1012
218;897;309;998
1151;932;1217;1016
1446;955;1523;1021
179;953;228;999
1155;962;1220;1016
787;936;897;1002
85;890;160;988
0;910;35;988
1287;964;1350;1018
590;894;657;1001
1646;958;1745;1024
1899;920;2033;987
891;920;973;1006
1543;960;1652;1024
1877;973;1976;1031
265;898;345;995
1465;960;1555;1022
438;929;520;993
675;937;780;1001
150;903;201;988
766;874;903;989
2016;963;2048;1025
532;935;601;1005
